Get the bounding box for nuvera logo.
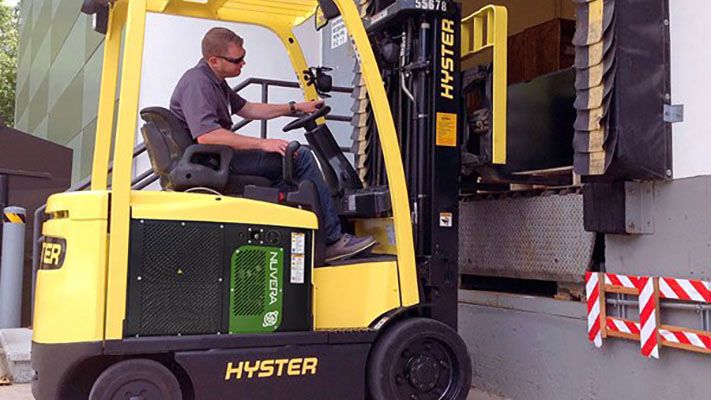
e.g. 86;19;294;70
269;251;279;305
224;358;318;380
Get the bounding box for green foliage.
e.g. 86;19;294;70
0;1;19;127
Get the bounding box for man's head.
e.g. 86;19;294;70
202;27;246;79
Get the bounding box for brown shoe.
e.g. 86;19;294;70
325;234;377;263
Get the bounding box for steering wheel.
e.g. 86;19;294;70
282;105;331;133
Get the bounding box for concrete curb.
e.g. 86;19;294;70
0;329;33;384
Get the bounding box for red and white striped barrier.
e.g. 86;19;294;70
659;277;711;303
585;272;711;358
604;273;640;290
659;327;711;353
606;317;640;336
586;272;602;348
636;277;659;359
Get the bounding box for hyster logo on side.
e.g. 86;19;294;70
40;237;66;269
224;357;318;380
440;18;455;99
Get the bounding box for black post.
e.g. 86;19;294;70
0;174;8;209
0;173;8;252
426;7;462;329
415;18;431;255
261;82;269;139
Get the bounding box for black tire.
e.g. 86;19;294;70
89;358;183;400
367;318;472;400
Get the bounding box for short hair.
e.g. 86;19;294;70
201;27;244;59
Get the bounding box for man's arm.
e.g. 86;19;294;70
196;128;289;155
237;100;324;120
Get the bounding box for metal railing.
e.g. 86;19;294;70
230;77;354;153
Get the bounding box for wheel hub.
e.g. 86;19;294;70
112;381;159;400
407;354;441;391
394;339;456;400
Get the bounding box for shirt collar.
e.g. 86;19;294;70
197;58;224;86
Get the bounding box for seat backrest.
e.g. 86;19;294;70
139;107;194;188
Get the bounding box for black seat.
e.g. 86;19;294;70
139;107;270;195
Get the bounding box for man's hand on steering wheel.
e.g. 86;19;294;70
295;99;325;114
283;105;332;132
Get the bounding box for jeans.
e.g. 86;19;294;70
228;148;342;243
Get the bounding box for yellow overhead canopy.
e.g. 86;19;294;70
146;0;320;26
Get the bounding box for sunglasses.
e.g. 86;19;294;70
217;55;245;65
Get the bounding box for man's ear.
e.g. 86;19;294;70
205;56;218;68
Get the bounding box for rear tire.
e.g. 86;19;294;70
89;358;183;400
367;318;472;400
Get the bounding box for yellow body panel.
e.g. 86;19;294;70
147;0;318;26
313;261;401;329
46;191;110;220
354;218;397;255
130;191;318;229
333;0;419;306
34;192;110;344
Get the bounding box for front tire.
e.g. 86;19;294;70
367;318;472;400
89;358;183;400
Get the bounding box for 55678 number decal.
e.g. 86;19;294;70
414;0;447;11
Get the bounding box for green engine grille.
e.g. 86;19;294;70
233;248;267;316
230;245;283;333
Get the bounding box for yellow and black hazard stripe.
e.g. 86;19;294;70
2;211;26;224
572;0;616;176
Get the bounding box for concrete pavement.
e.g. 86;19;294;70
0;383;507;399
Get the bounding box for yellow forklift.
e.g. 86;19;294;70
31;0;483;399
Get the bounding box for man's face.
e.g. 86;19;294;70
209;43;246;79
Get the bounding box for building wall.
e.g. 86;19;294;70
670;1;711;179
14;0;105;185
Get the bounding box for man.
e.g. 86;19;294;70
170;27;376;263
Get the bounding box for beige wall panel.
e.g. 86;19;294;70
35;115;50;140
50;0;81;62
48;17;87;111
48;70;84;145
17;2;32;62
28;31;51;102
82;43;104;129
28;77;49;133
16;108;29;133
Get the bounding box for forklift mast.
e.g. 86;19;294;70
354;0;462;327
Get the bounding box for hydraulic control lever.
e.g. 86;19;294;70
283;141;302;187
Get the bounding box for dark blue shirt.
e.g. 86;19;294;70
170;59;247;139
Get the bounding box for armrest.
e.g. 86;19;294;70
168;144;233;191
